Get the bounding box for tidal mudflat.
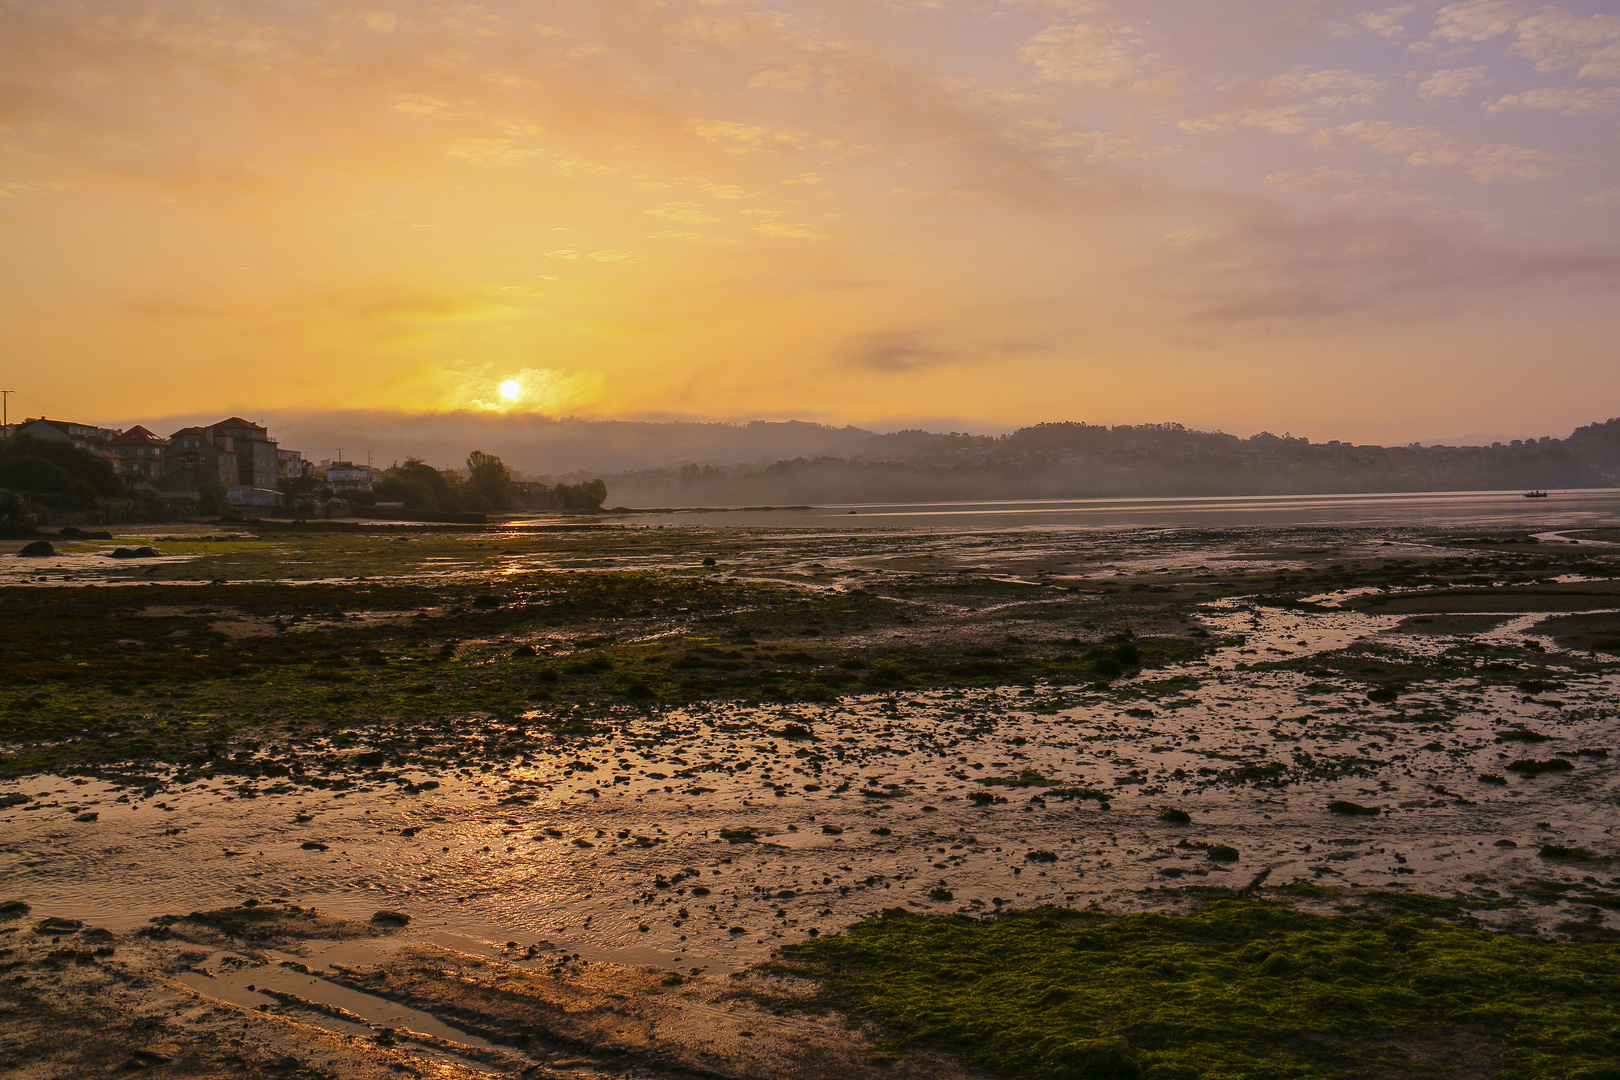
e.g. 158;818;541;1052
3;519;1619;1078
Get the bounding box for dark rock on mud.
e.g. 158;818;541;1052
18;540;55;557
109;546;160;559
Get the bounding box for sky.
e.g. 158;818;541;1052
2;0;1618;445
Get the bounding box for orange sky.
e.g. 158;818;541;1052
2;0;1618;442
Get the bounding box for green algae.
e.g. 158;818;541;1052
780;899;1620;1079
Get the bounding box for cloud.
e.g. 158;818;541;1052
1431;3;1620;79
1180;207;1620;323
1355;6;1416;39
1432;1;1528;43
446;138;547;166
1579;186;1620;205
1019;18;1155;87
584;249;637;263
1316;120;1577;181
645;201;721;223
1511;8;1620;78
1487;85;1620;113
1266;167;1441;209
838;330;1042;373
751;220;826;240
687;119;808;153
647;229;739;245
0;180;69;200
1417;66;1491;99
1162;226;1220;245
841;329;960;372
1178;69;1384;137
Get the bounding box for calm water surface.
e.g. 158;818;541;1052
600;488;1620;530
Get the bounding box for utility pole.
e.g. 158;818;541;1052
0;390;12;436
335;448;344;464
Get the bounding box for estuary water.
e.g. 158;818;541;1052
601;487;1620;530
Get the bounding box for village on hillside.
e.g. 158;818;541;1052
6;415;366;507
0;416;608;528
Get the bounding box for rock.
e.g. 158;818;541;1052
110;546;161;559
370;910;411;927
702;556;717;567
34;916;83;934
57;526;87;539
512;643;538;657
300;841;329;851
0;793;27;808
73;812;98;822
0;900;30;918
18;540;54;557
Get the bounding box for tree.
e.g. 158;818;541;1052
378;458;461;512
555;478;608;511
0;433;124;500
465;450;513;511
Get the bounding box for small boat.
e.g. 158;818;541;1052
1524;491;1549;498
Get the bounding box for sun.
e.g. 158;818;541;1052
498;380;522;401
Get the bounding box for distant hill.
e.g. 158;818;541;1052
118;411;1620;506
604;418;1620;506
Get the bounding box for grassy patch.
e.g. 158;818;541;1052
780;898;1620;1079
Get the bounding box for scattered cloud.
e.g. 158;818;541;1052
1487;85;1620;113
645;201;721;224
688;119;808;153
446;138;547;166
1417;66;1491;99
647;230;739;245
1163;226;1219;245
1355;6;1416;39
1316;120;1577;181
751;220;826;240
1431;2;1620;80
1432;1;1527;44
1019;19;1156;87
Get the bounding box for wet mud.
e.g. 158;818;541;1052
3;519;1619;1077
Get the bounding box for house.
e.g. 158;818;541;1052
106;425;170;481
155;417;291;501
159;426;239;493
277;447;311;483
320;461;376;493
15;418;121;455
209;417;279;490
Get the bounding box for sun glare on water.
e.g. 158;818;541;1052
498;380;521;401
